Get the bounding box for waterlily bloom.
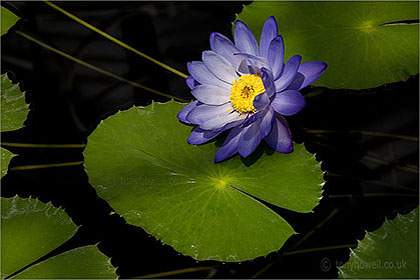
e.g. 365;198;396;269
178;16;327;162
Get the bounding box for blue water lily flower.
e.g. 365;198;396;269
178;16;327;162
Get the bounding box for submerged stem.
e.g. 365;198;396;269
10;161;84;171
134;266;215;279
2;142;86;148
16;31;186;102
43;1;188;79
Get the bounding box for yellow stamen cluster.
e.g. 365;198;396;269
230;74;265;114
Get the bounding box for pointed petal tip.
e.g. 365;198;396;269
186;62;192;72
279;141;294;154
238;149;252;159
177;100;200;124
209;32;218;48
185;76;194;89
214;155;223;163
264;16;278;30
209;31;217;38
176;111;182;120
320;62;328;72
177;110;188;123
214;150;229;163
292;54;302;62
314;61;328;72
187;133;212;146
234;20;246;27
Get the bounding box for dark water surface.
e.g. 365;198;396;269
1;1;418;278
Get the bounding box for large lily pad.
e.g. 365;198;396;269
85;101;323;262
236;1;419;89
339;207;419;278
1;74;28;176
1;6;19;36
1;196;115;279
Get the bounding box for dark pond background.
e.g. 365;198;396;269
1;1;419;278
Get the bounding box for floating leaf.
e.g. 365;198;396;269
15;246;115;279
1;74;28;176
1;6;19;36
236;2;419;89
1;197;115;279
1;149;14;177
339;207;419;278
0;74;28;132
1;197;76;278
85;101;323;262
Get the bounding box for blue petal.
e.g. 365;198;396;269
202;51;238;84
267;36;284;80
214;127;242;162
238;59;260;75
242;111;261;127
261;67;275;97
286;73;304;91
189;119;245;145
243;107;273;135
238;118;263;158
188;103;245;130
177;100;200;124
264;116;293;153
187;61;230;89
234;53;271;73
191;85;230;105
210;32;242;71
289;61;327;90
271;90;305;116
274;55;302;92
234;20;259;56
260;107;275;137
259;16;278;59
253;92;270;111
188;103;231;124
200;112;245;130
188;127;223;145
186;76;195;89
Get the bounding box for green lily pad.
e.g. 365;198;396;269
236;1;419;89
85;101;323;262
1;74;28;176
1;149;14;177
1;74;27;132
1;196;115;279
1;196;76;278
15;246;115;279
339;207;419;278
1;6;19;36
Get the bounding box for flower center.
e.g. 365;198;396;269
230;74;265;114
